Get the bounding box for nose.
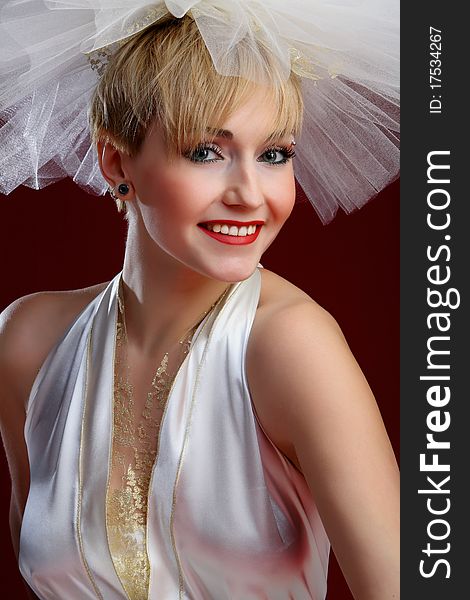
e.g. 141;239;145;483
222;160;265;210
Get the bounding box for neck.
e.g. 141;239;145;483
121;222;232;356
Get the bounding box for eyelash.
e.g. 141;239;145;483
184;143;296;166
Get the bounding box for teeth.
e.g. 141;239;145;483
205;223;259;236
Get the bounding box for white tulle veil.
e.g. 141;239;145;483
0;0;399;223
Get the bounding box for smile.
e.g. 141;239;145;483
198;220;263;246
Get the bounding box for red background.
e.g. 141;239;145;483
0;178;399;598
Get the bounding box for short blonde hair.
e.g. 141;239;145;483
89;14;304;212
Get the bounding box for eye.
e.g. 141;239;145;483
259;146;296;166
184;143;223;163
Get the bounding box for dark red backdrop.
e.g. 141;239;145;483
0;177;399;599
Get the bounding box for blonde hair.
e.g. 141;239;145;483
89;14;304;213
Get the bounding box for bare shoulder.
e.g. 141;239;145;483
251;267;348;385
249;264;395;471
0;281;110;409
255;266;343;338
250;269;368;411
248;268;349;470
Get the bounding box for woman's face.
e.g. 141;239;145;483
121;90;297;282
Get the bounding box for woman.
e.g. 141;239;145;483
0;2;399;599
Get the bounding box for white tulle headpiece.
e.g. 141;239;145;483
0;0;399;223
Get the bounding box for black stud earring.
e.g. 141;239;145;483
118;183;129;195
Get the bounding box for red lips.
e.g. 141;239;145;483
200;220;265;226
197;222;262;245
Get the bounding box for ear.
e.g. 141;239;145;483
96;138;136;200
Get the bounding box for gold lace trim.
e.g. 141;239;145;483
105;284;196;600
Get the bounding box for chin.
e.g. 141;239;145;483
194;256;261;284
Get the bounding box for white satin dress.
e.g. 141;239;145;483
18;266;330;599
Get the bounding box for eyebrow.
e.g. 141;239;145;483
205;127;291;145
206;128;233;140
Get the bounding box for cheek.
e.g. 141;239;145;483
269;174;296;223
158;180;216;225
138;169;219;237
